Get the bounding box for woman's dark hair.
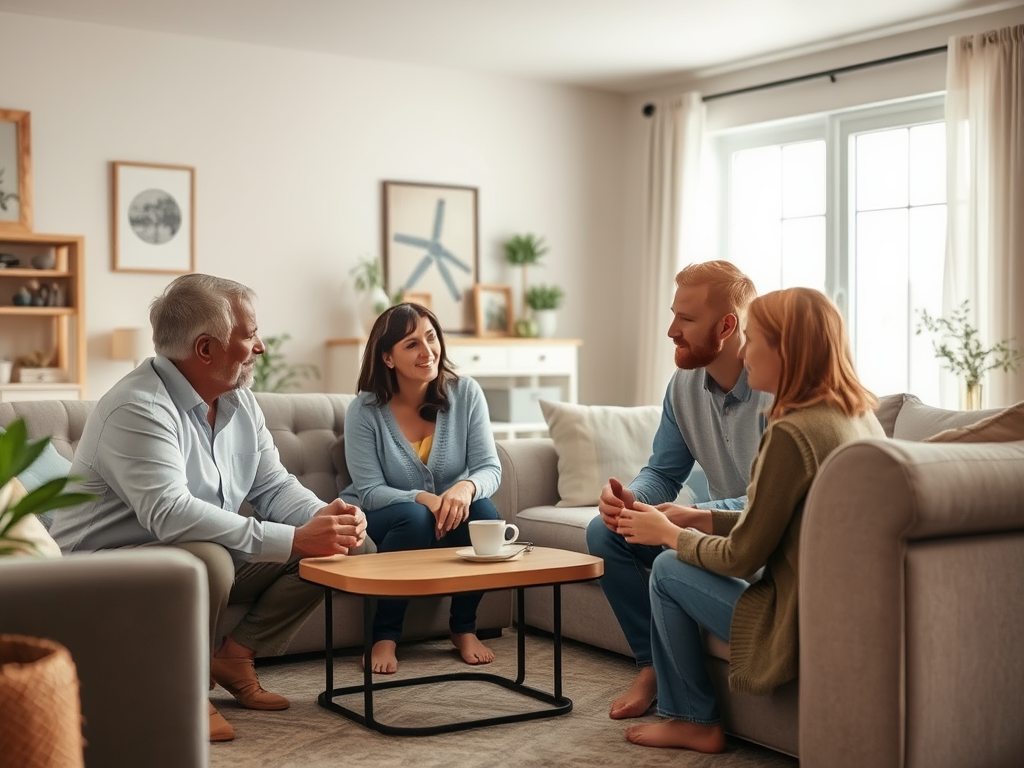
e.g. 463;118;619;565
356;303;458;421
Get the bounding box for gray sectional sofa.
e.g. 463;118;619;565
3;390;1023;768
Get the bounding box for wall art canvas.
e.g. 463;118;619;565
383;181;478;334
112;161;195;274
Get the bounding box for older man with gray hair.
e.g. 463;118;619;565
51;274;371;742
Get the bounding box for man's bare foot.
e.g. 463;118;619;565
451;632;495;665
609;667;657;719
625;720;726;752
362;639;398;674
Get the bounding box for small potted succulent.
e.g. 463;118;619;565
350;256;392;334
526;284;565;338
503;234;549;337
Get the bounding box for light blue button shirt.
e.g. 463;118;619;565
49;356;322;562
629;367;771;510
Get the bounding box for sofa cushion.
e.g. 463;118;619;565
874;393;909;438
329;434;353;491
1;478;62;557
516;504;598;554
892;395;1006;441
539;400;701;507
0;426;73;531
924;400;1024;443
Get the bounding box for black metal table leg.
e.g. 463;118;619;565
316;583;575;736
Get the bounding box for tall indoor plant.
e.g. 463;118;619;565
916;300;1021;409
503;234;548;336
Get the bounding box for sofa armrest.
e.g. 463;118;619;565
799;438;1024;768
0;549;209;768
492;438;562;524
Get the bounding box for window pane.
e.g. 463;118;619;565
782;141;825;218
781;217;826;290
908;205;947;404
730;146;783;293
855;209;909;396
856;129;908;211
909;123;946;206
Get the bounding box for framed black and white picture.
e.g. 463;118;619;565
0;108;32;233
112;161;195;274
383;180;478;334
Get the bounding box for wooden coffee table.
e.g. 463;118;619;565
299;546;603;735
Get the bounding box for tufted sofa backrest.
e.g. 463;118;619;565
0;392;356;506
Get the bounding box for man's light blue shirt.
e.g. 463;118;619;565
629;367;771;510
50;356;322;562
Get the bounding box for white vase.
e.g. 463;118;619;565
359;287;391;335
534;309;558;339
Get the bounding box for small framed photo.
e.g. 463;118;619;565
112;161;195;274
383;181;478;334
401;291;432;310
0;109;32;232
473;284;514;337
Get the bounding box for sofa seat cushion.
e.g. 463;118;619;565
515;505;599;555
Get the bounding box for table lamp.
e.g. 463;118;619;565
110;327;152;368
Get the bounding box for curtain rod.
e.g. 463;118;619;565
641;45;948;116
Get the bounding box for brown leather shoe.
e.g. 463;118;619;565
211;656;290;710
209;701;235;742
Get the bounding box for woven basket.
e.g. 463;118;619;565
0;634;84;768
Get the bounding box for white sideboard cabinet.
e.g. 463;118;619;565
325;337;581;438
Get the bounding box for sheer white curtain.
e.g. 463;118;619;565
944;24;1024;407
634;93;705;405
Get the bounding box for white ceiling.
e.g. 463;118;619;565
0;0;1019;92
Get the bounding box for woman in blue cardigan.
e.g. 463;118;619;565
342;302;502;674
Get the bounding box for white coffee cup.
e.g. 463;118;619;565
468;520;520;556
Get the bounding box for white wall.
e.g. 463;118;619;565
0;12;629;403
617;6;1024;402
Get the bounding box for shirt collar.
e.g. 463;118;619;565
701;366;754;405
153;355;242;423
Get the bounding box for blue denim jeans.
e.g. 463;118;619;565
584;496;735;667
366;497;499;642
648;550;747;724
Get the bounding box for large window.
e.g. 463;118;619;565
713;97;945;402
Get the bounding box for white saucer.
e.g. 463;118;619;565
455;545;526;562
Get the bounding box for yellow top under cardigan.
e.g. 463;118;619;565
676;401;884;695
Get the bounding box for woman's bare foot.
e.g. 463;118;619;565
362;639;398;674
451;632;495;665
625;720;726;752
609;667;657;719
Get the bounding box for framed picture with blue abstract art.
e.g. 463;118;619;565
112;161;195;274
382;180;478;334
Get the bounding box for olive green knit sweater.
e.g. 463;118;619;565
675;402;884;694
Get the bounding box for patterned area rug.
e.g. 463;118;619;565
210;629;798;768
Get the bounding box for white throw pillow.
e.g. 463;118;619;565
540;400;664;508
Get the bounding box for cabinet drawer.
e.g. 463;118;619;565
449;345;508;373
508;345;575;372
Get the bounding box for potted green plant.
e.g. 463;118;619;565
526;284;565;338
350;256;392;334
916;299;1021;409
250;334;321;393
504;234;549;337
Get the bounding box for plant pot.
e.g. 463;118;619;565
961;381;983;410
0;634;84;767
515;318;539;338
533;309;558;338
